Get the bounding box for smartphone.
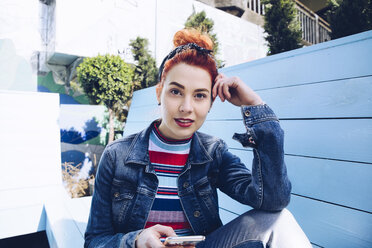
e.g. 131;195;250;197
163;235;205;246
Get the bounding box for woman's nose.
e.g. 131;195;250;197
179;98;193;113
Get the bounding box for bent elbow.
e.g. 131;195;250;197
261;182;292;211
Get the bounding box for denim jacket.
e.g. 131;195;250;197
84;104;291;248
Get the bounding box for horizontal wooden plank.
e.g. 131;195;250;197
288;195;372;248
260;76;372;119
286;155;372;213
221;31;372;89
281;119;372;163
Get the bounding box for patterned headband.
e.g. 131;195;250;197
157;43;216;82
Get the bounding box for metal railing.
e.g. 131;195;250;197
246;0;331;45
247;0;265;15
295;0;331;44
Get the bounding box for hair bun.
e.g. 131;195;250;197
173;29;214;51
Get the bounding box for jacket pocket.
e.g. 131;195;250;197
111;178;135;224
194;177;219;219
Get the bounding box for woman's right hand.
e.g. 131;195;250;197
135;224;176;248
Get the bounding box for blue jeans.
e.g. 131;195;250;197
197;209;311;248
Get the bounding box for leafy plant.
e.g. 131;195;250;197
185;9;224;67
263;0;303;55
76;54;134;143
326;0;372;39
129;37;158;90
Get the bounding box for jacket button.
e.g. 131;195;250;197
183;182;189;188
193;211;200;218
114;192;120;198
244;110;251;117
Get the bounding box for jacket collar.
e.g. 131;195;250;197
125;121;213;167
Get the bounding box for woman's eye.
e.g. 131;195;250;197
195;93;207;99
170;89;181;95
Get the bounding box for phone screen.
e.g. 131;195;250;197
163;235;205;246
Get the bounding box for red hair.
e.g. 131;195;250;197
158;29;218;91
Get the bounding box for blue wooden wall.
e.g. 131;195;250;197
124;30;372;248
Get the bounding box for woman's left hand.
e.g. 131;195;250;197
212;73;263;106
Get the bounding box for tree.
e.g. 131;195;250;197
327;0;372;39
185;9;224;67
76;54;134;143
129;37;158;90
263;0;303;55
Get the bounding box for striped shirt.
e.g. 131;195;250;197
145;123;193;236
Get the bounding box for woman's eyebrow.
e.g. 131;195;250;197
195;88;210;93
169;82;184;89
169;82;209;93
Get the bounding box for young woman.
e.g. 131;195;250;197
85;29;311;248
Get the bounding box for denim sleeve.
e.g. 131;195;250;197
218;104;291;211
84;148;141;248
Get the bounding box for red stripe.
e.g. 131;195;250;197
155;169;180;174
149;151;188;166
157;191;178;195
145;221;191;230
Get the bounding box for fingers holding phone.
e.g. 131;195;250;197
135;224;176;248
163;235;205;247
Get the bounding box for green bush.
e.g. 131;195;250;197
263;0;303;55
129;37;158;90
77;54;134;143
327;0;372;39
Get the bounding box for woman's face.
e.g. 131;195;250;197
156;63;212;140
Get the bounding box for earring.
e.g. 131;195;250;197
158;102;161;106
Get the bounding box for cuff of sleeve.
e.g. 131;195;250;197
120;229;143;248
241;104;279;127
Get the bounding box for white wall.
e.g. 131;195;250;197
0;0;41;63
53;0;267;67
0;0;41;91
0;0;267;81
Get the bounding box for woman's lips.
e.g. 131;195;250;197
174;118;194;127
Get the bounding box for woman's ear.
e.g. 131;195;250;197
156;83;163;104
